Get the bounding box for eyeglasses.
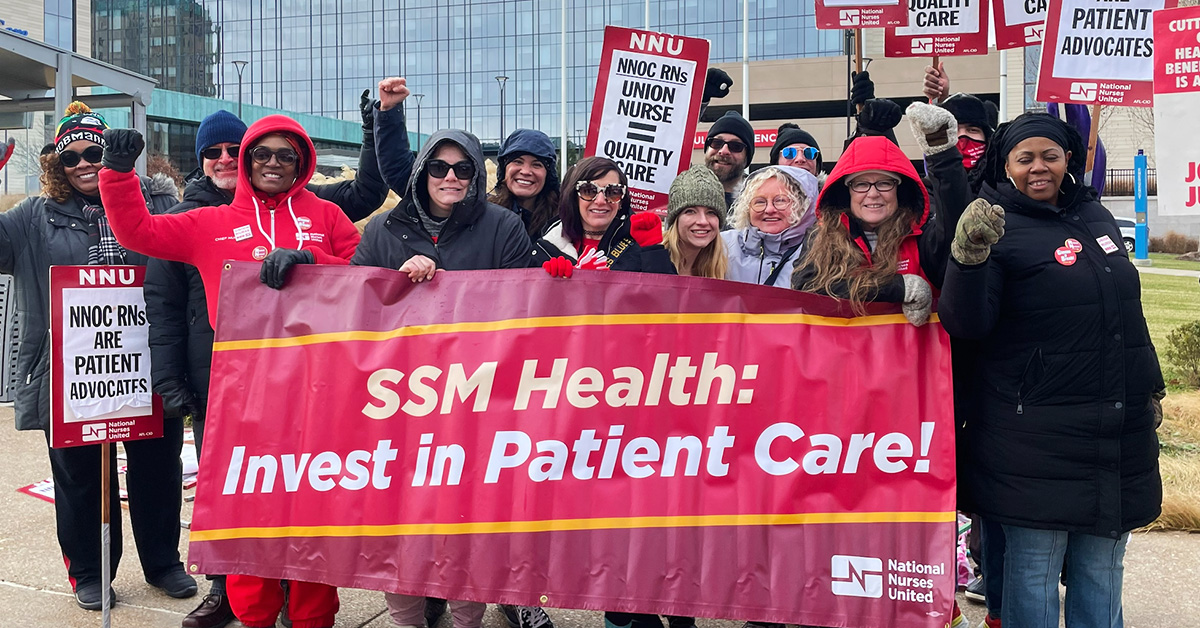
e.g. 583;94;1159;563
249;146;299;166
575;181;626;204
847;178;899;193
706;137;747;154
58;145;104;168
781;146;819;161
201;145;240;160
750;195;795;213
427;159;475;180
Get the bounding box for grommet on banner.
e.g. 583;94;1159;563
540;595;549;604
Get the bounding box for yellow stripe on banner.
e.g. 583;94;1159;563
190;511;956;542
214;312;941;351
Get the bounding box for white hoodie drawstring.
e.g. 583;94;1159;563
253;196;305;251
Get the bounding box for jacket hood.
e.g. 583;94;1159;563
815;135;930;229
403;129;489;227
234;114;317;208
497;129;560;194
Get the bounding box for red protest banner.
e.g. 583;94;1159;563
50;265;162;448
1037;0;1176;107
1152;4;1200;217
992;0;1047;49
188;263;957;628
693;129;779;150
816;0;909;29
886;0;989;57
586;27;709;217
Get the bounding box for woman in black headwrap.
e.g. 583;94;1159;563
939;112;1164;628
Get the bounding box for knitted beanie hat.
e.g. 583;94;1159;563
195;110;248;163
54;102;109;153
770;123;822;171
707;110;756;163
666;164;728;229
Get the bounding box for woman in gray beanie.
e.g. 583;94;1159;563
719;165;818;288
663;164;728;278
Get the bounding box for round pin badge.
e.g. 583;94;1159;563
1054;246;1077;266
296;216;312;230
252;245;269;261
1065;238;1083;253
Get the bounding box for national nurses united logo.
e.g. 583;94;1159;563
831;555;883;598
831;555;944;602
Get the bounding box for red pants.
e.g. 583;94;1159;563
226;575;339;628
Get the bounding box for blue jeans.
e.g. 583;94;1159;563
1001;525;1129;628
978;516;1006;618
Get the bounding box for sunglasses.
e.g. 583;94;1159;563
201;145;240;160
249;146;299;166
781;146;819;161
706;137;747;154
847;178;899;193
427;159;475;180
58;145;104;168
575;181;626;204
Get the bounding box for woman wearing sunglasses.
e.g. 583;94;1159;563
792;135;944;328
532;156;673;275
720;166;818;288
97;114;360;628
0;102;190;610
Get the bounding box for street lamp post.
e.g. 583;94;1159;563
495;75;509;142
231;60;248;118
412;93;425;151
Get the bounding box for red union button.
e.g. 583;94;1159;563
252;245;269;261
1065;238;1083;252
1055;247;1077;266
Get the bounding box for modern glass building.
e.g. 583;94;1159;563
94;0;843;147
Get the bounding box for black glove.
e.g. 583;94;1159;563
850;71;875;107
155;377;200;420
856;98;903;134
703;67;732;102
259;248;315;290
359;89;376;134
101;128;145;173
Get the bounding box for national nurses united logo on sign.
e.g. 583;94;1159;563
831;555;945;604
831;555;884;598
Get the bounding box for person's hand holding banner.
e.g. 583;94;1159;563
850;71;875;108
542;256;573;278
259;248;315;290
398;254;439;282
901;275;933;327
923;63;950;103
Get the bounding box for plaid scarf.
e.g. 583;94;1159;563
81;203;128;265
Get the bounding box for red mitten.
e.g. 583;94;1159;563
629;211;664;247
0;138;14;171
542;256;574;278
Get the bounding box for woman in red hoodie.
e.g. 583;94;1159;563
791;135;953;327
97;115;359;628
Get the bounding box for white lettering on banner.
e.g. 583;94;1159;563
222;440;399;495
60;287;153;420
896;0;981;36
596;50;697;194
1052;0;1161;82
829;555;945;602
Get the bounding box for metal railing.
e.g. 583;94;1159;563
1104;168;1157;197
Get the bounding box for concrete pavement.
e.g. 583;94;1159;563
1135;266;1200;278
2;405;1195;627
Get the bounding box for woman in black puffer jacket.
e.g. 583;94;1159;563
939;112;1163;628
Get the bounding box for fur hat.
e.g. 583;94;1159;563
666;164;728;229
770;123;822;171
195;110;248;163
54;102;108;153
707;110;756;163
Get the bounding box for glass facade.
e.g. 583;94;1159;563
45;0;76;50
100;0;842;145
93;0;220;96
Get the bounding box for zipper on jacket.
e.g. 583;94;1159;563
1015;348;1043;415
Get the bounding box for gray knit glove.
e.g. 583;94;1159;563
901;274;932;327
906;102;957;156
951;198;1006;265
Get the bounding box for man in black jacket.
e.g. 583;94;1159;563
145;95;402;628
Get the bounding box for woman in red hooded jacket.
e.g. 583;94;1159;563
97;115;360;628
791;135;954;327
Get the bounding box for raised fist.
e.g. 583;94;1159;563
101;128;145;173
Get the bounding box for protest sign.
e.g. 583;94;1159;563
816;0;909;29
586;26;709;216
189;263;957;628
886;0;989;57
692;129;778;151
1153;4;1200;217
992;0;1047;49
1037;0;1176;106
50;265;162;449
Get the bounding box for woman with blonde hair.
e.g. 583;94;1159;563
720;165;817;287
663;164;728;278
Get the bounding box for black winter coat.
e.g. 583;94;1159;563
940;179;1164;537
530;215;676;276
1;176;178;431
143;129;392;418
353;129;532;271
